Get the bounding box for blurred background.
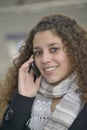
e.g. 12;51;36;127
0;0;87;79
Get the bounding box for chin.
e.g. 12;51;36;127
46;78;60;85
45;75;66;84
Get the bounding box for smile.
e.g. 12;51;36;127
44;66;58;72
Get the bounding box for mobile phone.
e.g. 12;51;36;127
30;61;41;78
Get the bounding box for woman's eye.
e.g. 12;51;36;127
33;51;42;56
50;48;59;53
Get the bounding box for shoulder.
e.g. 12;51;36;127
69;103;87;130
0;92;35;130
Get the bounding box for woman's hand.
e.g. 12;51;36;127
18;56;42;97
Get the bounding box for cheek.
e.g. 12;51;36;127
58;54;71;70
59;53;69;64
62;58;72;74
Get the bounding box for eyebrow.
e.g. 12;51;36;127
33;43;58;50
48;43;58;47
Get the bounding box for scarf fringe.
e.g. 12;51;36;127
28;114;49;130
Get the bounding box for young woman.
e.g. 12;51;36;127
0;14;87;130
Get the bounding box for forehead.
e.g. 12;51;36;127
33;30;63;47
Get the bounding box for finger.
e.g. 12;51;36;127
20;57;34;70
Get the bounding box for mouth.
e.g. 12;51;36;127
44;66;58;72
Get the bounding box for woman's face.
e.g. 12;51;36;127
33;30;73;84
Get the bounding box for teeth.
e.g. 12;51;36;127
45;67;57;72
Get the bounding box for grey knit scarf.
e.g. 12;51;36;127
26;74;82;130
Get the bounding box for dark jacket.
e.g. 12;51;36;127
0;92;87;130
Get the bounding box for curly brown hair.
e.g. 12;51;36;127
0;14;87;119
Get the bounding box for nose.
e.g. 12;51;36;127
41;50;51;64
